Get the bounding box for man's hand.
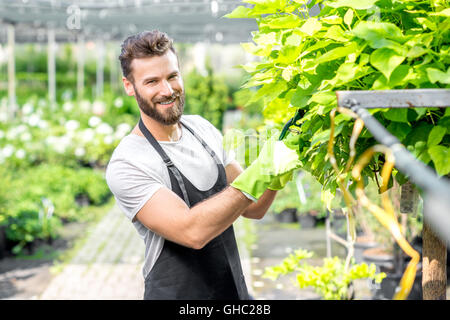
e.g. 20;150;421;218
230;133;301;200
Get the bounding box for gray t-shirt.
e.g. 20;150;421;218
105;114;235;279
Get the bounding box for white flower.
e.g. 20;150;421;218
117;123;131;134
65;119;80;131
16;124;27;134
2;144;14;157
75;147;86;157
63;101;74;112
22;103;34;115
114;123;131;139
80;128;95;142
52;136;71;154
103;135;114;145
0;112;7;123
96;123;113;135
79;100;91;112
114;97;124;108
28;114;41;127
38;120;48;129
92;100;106;116
6;128;17;140
88;116;101;127
15;149;26;159
38;99;46;108
20;132;32;142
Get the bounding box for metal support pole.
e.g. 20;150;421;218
77;34;85;100
47;28;56;109
7;24;16;119
96;39;104;98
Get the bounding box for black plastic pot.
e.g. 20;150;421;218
298;213;316;229
354;237;378;264
363;247;423;300
330;213;347;238
274;208;298;223
363;247;395;271
369;272;423;300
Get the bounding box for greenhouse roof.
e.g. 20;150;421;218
0;0;258;44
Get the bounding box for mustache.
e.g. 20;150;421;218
153;92;181;104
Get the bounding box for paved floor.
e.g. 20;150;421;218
39;204;145;300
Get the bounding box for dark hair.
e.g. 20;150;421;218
119;30;176;81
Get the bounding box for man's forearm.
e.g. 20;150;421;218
243;189;277;219
188;186;253;248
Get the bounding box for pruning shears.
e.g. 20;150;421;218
278;108;306;141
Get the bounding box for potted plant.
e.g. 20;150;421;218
263;248;386;300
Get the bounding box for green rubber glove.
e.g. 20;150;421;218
268;170;294;191
231;133;301;200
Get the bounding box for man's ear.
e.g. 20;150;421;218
122;76;135;96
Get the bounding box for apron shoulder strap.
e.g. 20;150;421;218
138;118;191;207
179;119;223;166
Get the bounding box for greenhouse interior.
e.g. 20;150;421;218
0;0;449;306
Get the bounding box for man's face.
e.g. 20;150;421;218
124;51;185;125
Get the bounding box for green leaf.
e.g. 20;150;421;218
429;8;450;17
311;123;344;147
276;45;303;64
321;15;342;25
264;14;302;29
254;32;279;46
284;32;303;46
352;21;407;53
386;122;411;142
407;46;427;59
344;9;354;28
291;90;312;109
327;0;378;10
315;42;358;64
372;65;413;89
428;126;447;147
309;91;336;105
282;67;294;81
426;68;450;84
300;40;334;58
383;108;408;123
370;48;405;81
299;18;322;36
250;80;288;103
428;145;450;176
223;6;260;18
241;42;273;57
324;25;348;42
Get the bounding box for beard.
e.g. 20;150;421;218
133;85;185;126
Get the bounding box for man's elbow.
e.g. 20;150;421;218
184;230;208;250
242;208;266;220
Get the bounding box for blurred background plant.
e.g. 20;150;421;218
0;42;248;256
263;248;386;300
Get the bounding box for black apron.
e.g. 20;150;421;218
139;118;249;300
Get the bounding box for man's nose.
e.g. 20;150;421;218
159;80;174;96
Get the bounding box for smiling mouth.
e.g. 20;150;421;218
157;97;177;106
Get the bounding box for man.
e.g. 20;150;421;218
106;30;301;300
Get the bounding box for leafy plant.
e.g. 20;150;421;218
184;60;232;131
263;248;386;299
226;0;450;204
